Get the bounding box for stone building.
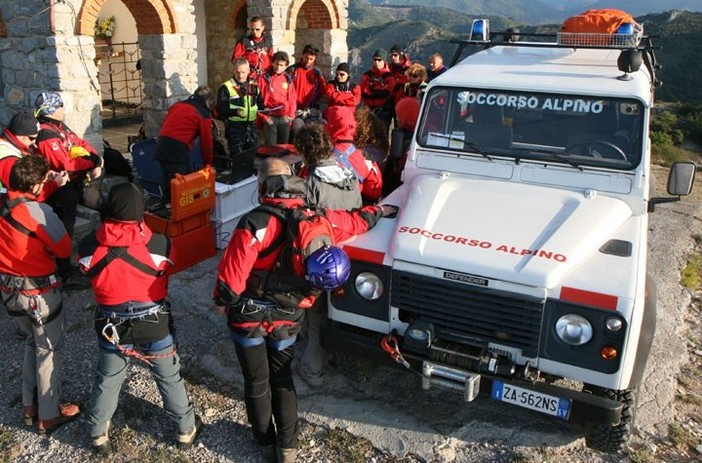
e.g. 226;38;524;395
0;0;348;150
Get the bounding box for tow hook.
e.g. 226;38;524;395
381;330;410;368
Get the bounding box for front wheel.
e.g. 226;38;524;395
583;384;638;453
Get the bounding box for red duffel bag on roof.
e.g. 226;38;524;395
561;9;637;34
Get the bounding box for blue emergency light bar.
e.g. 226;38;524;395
470;19;489;42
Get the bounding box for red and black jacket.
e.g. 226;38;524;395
287;63;326;110
34;118;100;180
153;96;214;166
257;70;297;122
232;34;274;80
360;67;395;109
214;175;384;308
78;221;172;306
0;131;58;201
0;191;71;281
325;79;361;109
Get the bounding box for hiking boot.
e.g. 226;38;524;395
176;415;202;450
258;444;276;462
277;447;297;463
22;404;37;426
91;420;111;454
37;402;81;434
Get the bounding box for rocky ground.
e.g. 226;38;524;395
0;173;701;463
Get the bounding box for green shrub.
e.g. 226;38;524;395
652;142;690;166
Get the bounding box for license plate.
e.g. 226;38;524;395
491;380;571;420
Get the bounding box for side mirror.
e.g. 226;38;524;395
649;161;697;212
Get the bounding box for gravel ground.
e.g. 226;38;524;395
1;171;701;462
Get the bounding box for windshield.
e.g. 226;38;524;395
417;88;645;170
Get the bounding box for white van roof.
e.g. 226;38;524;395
433;45;654;104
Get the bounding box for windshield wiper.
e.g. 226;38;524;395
427;133;492;160
510;148;583;171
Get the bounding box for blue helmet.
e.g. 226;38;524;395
305;246;351;291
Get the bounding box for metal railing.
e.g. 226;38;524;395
95;40;143;125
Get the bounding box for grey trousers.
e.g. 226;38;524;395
1;287;66;420
298;296;327;381
85;344;195;437
262;116;291;146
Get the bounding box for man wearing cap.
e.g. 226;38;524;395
288;44;327;139
325;62;361;110
231;16;274;81
0;155;81;434
33;92;103;282
78;182;201;454
360;49;395;132
0;109;68;200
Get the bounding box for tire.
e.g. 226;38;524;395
583;384;637;453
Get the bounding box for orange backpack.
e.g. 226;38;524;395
561;9;637;34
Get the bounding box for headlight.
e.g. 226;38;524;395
354;272;383;300
555;314;593;346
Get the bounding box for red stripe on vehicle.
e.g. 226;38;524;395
343;246;385;265
560;287;618;310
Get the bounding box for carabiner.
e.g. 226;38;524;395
380;331;410;368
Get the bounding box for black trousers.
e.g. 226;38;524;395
234;341;298;449
158;161;191;205
46;179;82;280
225;122;257;155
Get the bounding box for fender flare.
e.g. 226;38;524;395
629;273;657;386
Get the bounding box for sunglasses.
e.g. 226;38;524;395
390;53;400;57
335;71;348;76
373;58;383;62
28;135;38;142
251;27;263;31
410;73;421;78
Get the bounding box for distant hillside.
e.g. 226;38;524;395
347;2;702;103
366;0;702;23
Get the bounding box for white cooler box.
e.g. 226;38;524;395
212;176;259;249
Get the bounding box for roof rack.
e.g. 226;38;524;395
448;20;661;88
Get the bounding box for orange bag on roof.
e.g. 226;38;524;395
561;9;637;34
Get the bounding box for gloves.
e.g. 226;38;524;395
380;204;399;218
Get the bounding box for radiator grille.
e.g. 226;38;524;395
391;270;544;357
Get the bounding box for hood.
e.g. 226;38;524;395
391;174;633;288
97;221;152;247
325;106;357;141
312;160;357;189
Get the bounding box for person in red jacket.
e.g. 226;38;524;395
257;51;297;146
213;158;395;463
0;109;68;200
33;92;103;282
360;49;395;132
231;16;274;81
288;44;327;140
325;62;361;109
0;155;80;434
153;86;215;205
78;182;201;454
324;105;383;203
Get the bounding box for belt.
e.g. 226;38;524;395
0;272;60;292
235;298;296;316
98;300;167;320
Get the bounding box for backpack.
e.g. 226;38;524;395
245;204;336;309
103;140;134;180
258;204;335;277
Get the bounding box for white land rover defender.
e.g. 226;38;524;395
324;20;696;452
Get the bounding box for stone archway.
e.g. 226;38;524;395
76;0;177;36
286;0;344;76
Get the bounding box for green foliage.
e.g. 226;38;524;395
652;143;691;166
680;253;702;290
685;111;702;145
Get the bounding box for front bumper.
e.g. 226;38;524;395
322;323;623;426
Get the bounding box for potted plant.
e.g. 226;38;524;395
94;15;115;44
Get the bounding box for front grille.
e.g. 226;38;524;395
391;270;544;357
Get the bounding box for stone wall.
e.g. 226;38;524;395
0;0;349;145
